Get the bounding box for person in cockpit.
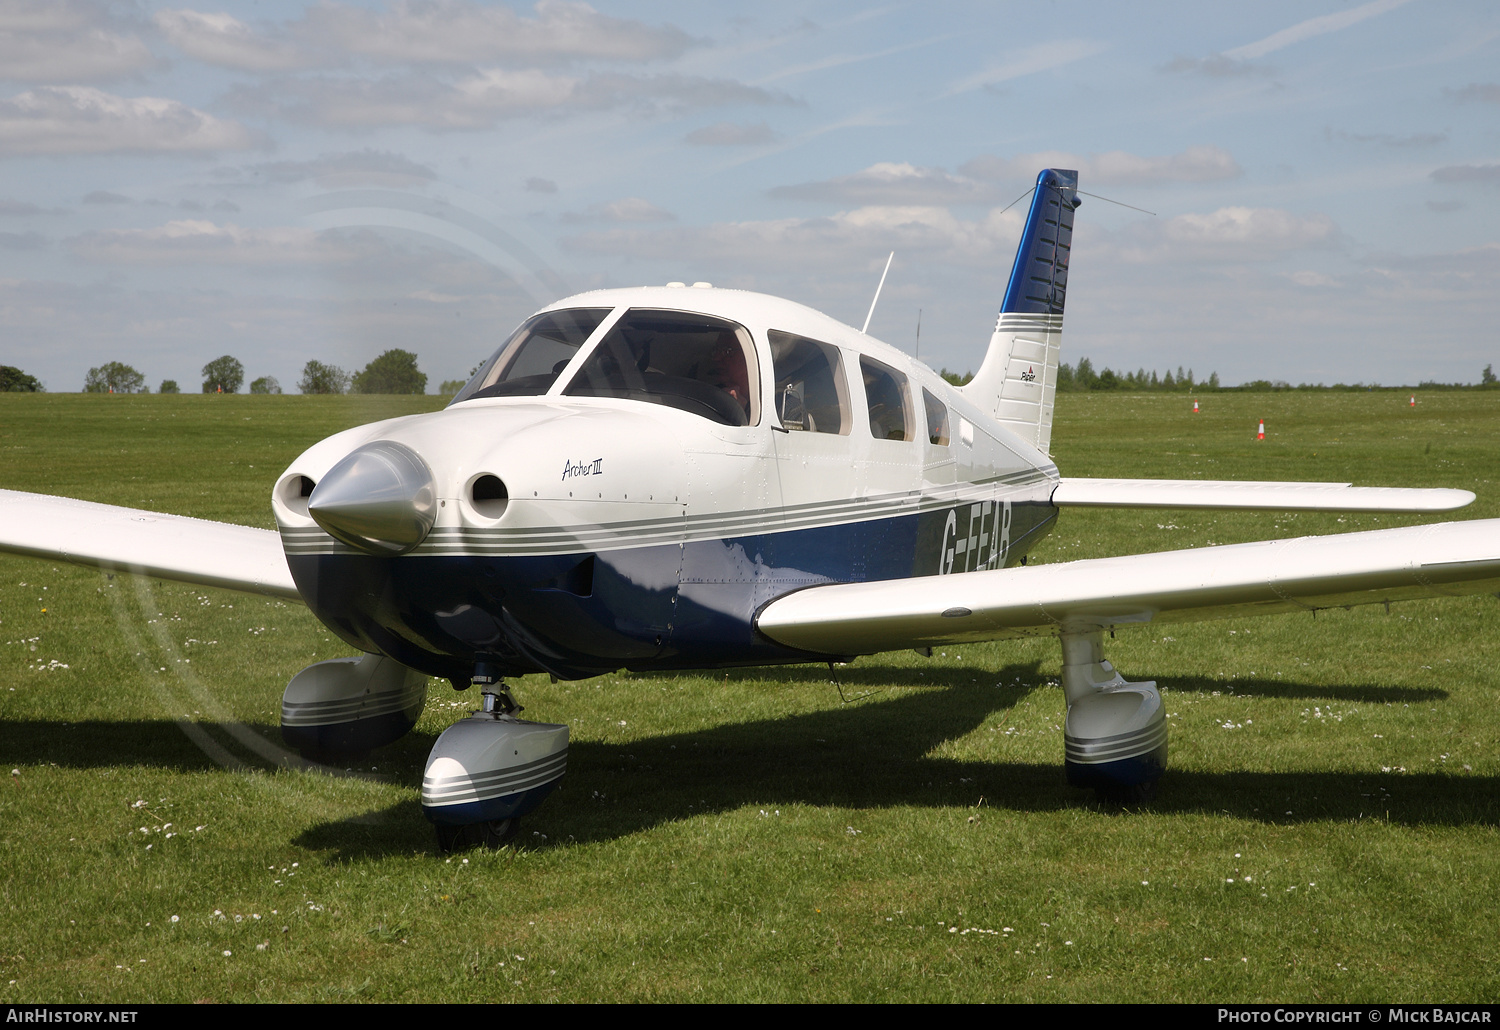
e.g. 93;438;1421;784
707;331;751;422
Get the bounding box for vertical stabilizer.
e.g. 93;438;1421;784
961;168;1079;454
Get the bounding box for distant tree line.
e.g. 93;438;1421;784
2;365;45;392
299;350;425;394
62;349;430;395
47;353;1498;398
1056;359;1221;392
936;360;1499;393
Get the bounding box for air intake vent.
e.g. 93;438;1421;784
470;474;509;519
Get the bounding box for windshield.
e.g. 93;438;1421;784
563;309;759;427
450;307;613;404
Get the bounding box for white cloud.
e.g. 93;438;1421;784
944;39;1109;97
1101;206;1340;263
1167;0;1416;77
230;150;437;187
301;0;692;65
565;204;1024;268
0;87;258;156
769;162;997;205
1159;55;1263;77
1445;83;1500;105
0;1;154;82
0;230;45;250
1326;128;1446;148
1224;0;1415;61
66;220;365;265
1430;164;1500;187
685;121;776;146
154;9;309;72
563;197;675;223
962;146;1241;187
228;70;784;129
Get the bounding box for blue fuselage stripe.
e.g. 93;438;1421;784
289;501;1057;681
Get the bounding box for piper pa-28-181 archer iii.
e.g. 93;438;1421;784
4;169;1498;849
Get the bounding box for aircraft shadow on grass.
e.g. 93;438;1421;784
1153;677;1448;704
2;661;1491;861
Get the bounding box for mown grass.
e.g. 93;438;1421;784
1;389;1496;1002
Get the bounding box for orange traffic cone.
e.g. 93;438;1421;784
1257;419;1265;441
1409;395;1415;408
1193;399;1199;413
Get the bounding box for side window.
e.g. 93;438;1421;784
860;356;913;441
922;388;950;446
768;330;849;435
563;309;759;427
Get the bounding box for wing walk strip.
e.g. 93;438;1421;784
280;469;1059;556
422;751;568;805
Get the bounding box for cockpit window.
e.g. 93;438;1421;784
563;309;759;427
450;307;612;404
860;356;913;441
768;330;849;434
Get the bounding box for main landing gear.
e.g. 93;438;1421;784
1058;629;1166;803
280;654;428;762
421;667;569;853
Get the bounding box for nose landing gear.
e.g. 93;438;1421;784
422;669;569;853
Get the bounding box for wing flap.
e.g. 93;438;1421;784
1051;478;1474;512
755;518;1500;655
0;489;300;601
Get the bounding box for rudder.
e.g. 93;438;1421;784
961;168;1079;454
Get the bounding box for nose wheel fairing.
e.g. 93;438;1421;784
421;713;569;827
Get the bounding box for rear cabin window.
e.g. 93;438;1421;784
768;330;849;434
563;309;760;427
860;356;913;441
451;307;612;404
923;388;950;446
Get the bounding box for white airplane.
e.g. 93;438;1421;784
3;169;1497;850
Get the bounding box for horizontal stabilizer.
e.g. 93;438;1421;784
756;518;1500;655
1051;478;1474;513
0;489;300;601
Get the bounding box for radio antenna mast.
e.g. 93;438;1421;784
915;308;922;359
861;251;894;334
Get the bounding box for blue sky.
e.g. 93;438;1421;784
2;0;1497;392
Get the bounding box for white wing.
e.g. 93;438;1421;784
756;518;1500;655
1051;478;1474;512
0;489;300;601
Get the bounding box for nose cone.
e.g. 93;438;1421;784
308;440;437;555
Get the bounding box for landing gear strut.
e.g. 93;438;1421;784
422;667;569;852
1059;628;1166;803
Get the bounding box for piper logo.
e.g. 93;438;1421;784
562;457;603;481
1020;366;1037;382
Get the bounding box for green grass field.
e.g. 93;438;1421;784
1;389;1497;1002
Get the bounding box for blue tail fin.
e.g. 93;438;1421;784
1002;168;1079;314
961;168;1080;454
